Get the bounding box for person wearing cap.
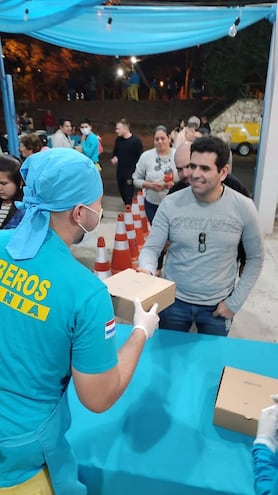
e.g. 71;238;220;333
0;148;159;494
253;396;278;494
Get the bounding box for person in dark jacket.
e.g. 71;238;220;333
111;118;143;205
0;155;24;229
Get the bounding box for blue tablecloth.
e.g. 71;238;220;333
67;325;278;495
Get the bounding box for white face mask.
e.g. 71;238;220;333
76;226;92;244
80;127;91;136
78;205;103;234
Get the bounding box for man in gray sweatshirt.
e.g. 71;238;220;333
138;136;264;336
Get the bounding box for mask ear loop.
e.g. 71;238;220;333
78;222;89;234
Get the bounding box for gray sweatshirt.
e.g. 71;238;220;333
139;186;264;314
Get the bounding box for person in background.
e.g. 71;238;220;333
196;127;210;138
169;118;185;148
0;148;159;494
19;133;42;160
175;121;197;149
253;395;278;495
188;115;201;129
133;125;178;273
42;109;57;135
0;154;24;229
200;115;211;134
149;78;158;101
51;118;74;148
70;125;81;148
216;131;233;172
75;118;100;172
111;118;143;205
19;110;32;134
138;136;264;336
129;69;140;101
0;129;9;154
39;134;50;151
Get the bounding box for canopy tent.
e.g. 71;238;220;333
0;1;277;233
0;2;276;55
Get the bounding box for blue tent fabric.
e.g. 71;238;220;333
0;1;100;33
0;3;276;55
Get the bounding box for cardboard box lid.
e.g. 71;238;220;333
214;366;278;436
104;268;176;321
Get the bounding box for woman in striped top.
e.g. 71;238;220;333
0;155;24;229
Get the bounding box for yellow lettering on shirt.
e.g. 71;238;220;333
35;279;51;301
0;286;50;321
10;268;28;291
0;259;8;277
1;263;18;285
22;274;39;296
0;259;51;301
0;259;52;321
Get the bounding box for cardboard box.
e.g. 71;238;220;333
214;366;278;437
104;268;176;322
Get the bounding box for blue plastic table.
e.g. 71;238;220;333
67;325;278;495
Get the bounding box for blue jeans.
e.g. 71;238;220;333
159;299;232;336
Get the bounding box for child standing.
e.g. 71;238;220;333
0;155;24;229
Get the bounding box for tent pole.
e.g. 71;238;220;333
0;37;19;157
254;10;278;234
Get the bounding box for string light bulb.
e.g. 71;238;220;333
106;17;113;31
228;15;240;38
23;8;29;21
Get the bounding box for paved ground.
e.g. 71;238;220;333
71;194;278;344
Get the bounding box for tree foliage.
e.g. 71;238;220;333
3;37;81;102
202;20;272;98
1;20;272;103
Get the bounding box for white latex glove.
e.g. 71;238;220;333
254;395;278;452
132;297;159;340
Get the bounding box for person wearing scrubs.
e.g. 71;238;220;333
253;396;278;495
0;148;159;494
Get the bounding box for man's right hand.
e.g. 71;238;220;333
111;156;118;165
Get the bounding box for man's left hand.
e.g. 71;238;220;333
213;301;234;319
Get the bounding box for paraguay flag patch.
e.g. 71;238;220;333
105;318;116;339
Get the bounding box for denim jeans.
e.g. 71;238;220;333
159;298;232;336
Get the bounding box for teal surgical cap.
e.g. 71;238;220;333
6;148;103;260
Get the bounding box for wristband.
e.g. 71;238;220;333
131;325;148;340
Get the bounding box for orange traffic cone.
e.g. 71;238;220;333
137;190;149;236
124;205;139;267
94;236;112;281
131;197;145;250
111;213;132;274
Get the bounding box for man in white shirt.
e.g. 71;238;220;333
51;118;74;148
